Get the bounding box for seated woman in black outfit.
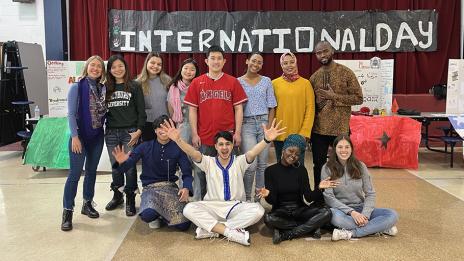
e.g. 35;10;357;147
258;134;339;244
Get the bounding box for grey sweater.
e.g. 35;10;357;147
144;77;170;122
321;162;376;218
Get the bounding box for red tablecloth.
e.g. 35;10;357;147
349;115;422;169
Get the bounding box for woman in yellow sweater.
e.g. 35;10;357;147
272;52;315;166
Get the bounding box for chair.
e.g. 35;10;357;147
11;100;34;158
439;125;463;168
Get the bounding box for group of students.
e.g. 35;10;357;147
60;41;398;246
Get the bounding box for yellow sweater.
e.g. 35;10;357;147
272;77;315;141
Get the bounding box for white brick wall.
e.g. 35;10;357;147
0;0;46;58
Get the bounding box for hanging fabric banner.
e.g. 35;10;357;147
108;9;437;53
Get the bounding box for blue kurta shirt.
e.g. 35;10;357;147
114;139;193;192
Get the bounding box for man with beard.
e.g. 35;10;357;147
161;118;286;246
309;41;363;187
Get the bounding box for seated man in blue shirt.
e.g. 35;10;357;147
112;115;193;230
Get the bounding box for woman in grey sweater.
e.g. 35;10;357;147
136;52;172;141
321;134;399;241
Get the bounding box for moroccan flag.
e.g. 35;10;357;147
349;115;422;169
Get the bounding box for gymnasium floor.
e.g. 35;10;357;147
0;147;463;260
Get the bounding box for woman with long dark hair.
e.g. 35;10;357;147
61;55;107;231
322;134;399;241
239;52;276;202
167;58;199;144
105;55;146;216
136;52;172;141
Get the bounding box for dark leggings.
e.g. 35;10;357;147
264;202;332;237
310;133;337;187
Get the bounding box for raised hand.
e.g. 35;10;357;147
262;119;286;142
319;177;340;189
160;119;181;142
112;145;130;164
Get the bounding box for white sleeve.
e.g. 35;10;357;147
236;155;251;174
193;155;212;173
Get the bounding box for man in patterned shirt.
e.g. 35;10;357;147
309;41;363;186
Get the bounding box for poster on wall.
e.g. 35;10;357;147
446;59;464;159
47;61;84;117
336;59;394;112
446;59;464;114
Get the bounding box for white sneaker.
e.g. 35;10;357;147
148;218;161;229
332;229;353;241
383;226;398;236
195;227;219;239
226;228;250;246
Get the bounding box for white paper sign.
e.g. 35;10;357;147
47;61;85;117
446;59;464;114
336;59;394;112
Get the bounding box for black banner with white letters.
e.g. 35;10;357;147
108;9;437;53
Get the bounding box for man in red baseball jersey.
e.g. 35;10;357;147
184;45;248;201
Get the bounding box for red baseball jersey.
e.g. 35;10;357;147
184;73;248;146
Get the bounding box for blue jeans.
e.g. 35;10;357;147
241;115;269;201
274;140;305;166
105;128;138;192
63;134;104;210
177;121;192;189
192;145;215;201
330;206;399;237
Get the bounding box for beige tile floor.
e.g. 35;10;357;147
0;147;463;260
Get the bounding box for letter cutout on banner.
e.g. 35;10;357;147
251;29;272;52
349;115;422;169
120;31;136;51
178;31;193;51
153;30;174;52
341;29;356;51
418;21;433;48
376;23;393;51
139;31;152;51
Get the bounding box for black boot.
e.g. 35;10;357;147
61;209;73;231
105;184;124;211
275;208;331;243
125;191;136;216
311;228;322;239
81;200;99;218
272;229;294;244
